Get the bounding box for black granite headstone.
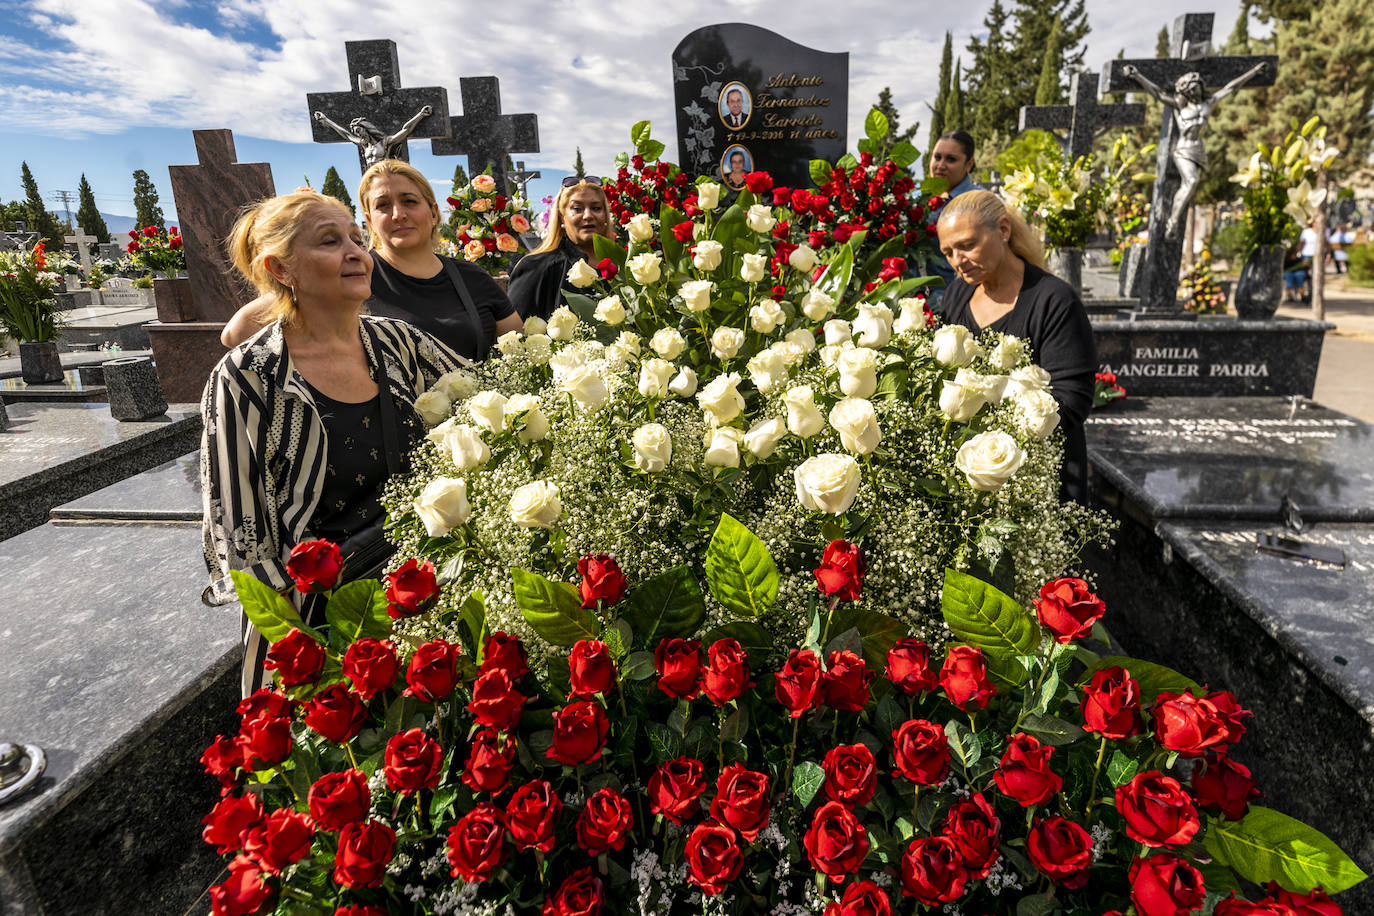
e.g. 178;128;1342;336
672;23;848;189
430;77;539;197
1019;72;1145;165
103;356;168;421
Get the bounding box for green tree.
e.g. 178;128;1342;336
1;200;26;231
1034;23;1065;106
1156;25;1170;57
132;169;165;231
871;87;921;162
944;60;966;132
451;162;470;192
321;166;356;217
574;147;585;178
965;0;1014;142
1195;5;1269;206
928;33;953;161
19;162;63;248
74;174;110;244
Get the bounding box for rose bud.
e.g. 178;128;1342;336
333;819;395;889
684;821;744;895
237;688;295;722
1191;755;1262;821
335;907;389;916
384;727;445;794
1153;690;1233;758
1034;577;1106;643
1269;884;1343;916
944;792;1001;879
568;639;617;697
822;743;877;807
892;718;951;785
263;627;325;687
201;735;243;789
899;835;969;906
544;867;604;916
446;803;508;881
303;683;369;743
709;763;772;841
815;539;866;601
547;699;610;766
235;715;292;770
1027;816;1093;888
241;808;314;874
776;648;822;717
1081;665;1144;739
506;779;562;852
307;768;370;832
1116;771;1201;848
577;554;627;608
209;855;271;916
703;637;753;705
745;171;774;193
576;787;634;855
1205;689;1253;745
648;756;707;824
403;639;461;702
994;733;1063;807
467;667;526;732
286;538;343;592
939;645;996;710
824;880;892;916
1214;896;1299;915
461;727;514;795
654;637;703;699
202;792;265;853
384;557;440;618
480;631;530;681
804;801;871;882
886;638;938;696
1129;853;1207;916
341;638;399;701
821;649;874;711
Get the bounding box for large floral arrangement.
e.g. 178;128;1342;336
1179;248;1228;316
1001;150;1103;252
126;223;185;277
1229;116;1339;252
443;171;536;277
602;122;695;229
0;241;65;343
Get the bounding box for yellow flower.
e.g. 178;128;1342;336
1229;152;1263;188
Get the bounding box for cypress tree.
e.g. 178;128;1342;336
74;174;110;244
321;166;356;217
19;162;63;248
964;0;1016;140
873;87;921;160
1034;23;1065;106
450;162;470;191
574;147;585;178
945;60;966;132
928;33;953;161
131;169;165;231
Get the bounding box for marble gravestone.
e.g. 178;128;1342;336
1018;72;1145;165
672;23;848;190
430;77;539;198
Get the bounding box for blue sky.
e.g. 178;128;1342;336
1;0;1247;234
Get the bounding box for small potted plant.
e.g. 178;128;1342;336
0;241;66;383
128;225;194;321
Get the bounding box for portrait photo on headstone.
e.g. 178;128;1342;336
718;81;752;130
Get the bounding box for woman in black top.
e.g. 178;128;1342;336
507;176;616;320
936;190;1097;503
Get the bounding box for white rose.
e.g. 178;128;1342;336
784;385;825;438
1007;364;1053;395
548;346;588;379
1014;388;1061;439
433;370;478;402
631;423;673;472
509;480;562;528
413;476;470;536
931;324;982;367
746;204;776;234
692;239;724;272
743;416;787;458
523;333;552;365
559;364;609;410
784;328;817;354
800;288;835;321
955;430;1027;491
413;389;451;427
789;244;817;272
749;298;785;334
669;366;698;397
613;330;641;357
679;279;714;312
522;316;548;336
746;349;787;394
836;347;880;398
954;367;1007;406
638;358;675;398
702;427;744;468
697;181;721;210
771;340;806;367
891;298;928;336
547;306;579;341
711;326;746;359
794;454;861;515
650;327;686;360
566;259;599;289
594;295;626;325
626;213;655;243
627;252;662;284
823;319;852;347
427;420;490;470
696;372;744;425
467;390;507;433
819;342;850;369
990;336;1027;371
504;393;548;443
740;252;767;283
853;304;893;349
828;397;882;455
939;379;987;421
499;333;529;359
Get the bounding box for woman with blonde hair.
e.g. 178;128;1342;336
936;189;1095;503
507;176;616;320
202;189;469;694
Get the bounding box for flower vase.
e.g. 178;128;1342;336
1048;247;1084;295
1234;244;1285;319
153;276;197;323
19;341;63;384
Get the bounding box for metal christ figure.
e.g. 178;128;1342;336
312;105;434;165
1122;61;1268;237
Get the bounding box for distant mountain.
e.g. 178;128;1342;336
101;211;137;238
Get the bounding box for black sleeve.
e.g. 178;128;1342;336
1028;280;1096;428
453;258;516;322
507;252;565;321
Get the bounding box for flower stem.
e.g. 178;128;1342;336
1085;735;1109;815
784;716;801;798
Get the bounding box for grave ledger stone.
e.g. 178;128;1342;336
672;23;848;191
430;77;539;198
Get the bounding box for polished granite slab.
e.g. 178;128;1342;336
0;349;152;381
50;452;201;523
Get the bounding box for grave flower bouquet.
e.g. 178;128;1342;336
602;123;696;228
1230;116;1340;251
127;224;185;277
0;240;65;343
443;170;536;277
1001;149;1105;252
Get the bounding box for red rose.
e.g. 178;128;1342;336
822;743;877;807
1206;690;1253;744
335;908;388;916
672;220;696;243
744;171;773;193
994;733;1062;807
462;727;515;794
1153;691;1233;758
709;763;771;841
648;756;707;824
286;539;343;592
143;225;158;236
1191;755;1262;820
1116;771;1201;847
334;819;395;888
543;867;604;916
210;855;272;916
263;627;324;687
815;539;866;601
404;639;461;702
202;793;265;853
307;768;370;832
822;649;873;712
236;715;292;769
684;821;743;895
1027;816;1093;888
703;637;753;705
776;648;822;717
899;835;968;905
507;779;562;852
596;258;618;280
577;554;627;608
576;787;634;855
547;699;609;766
654;638;702;699
384;558;440;618
1035;578;1107;643
342;638;399;701
447;803;507;881
241;808;314;873
1129;853;1207;916
384;727;444;793
886;638;938;696
1214;898;1298;915
1269;885;1342;916
944;792;1001;879
467;667;526;732
939;645;996;710
568;639;617;697
1081;665;1144;739
481;631;529;680
237;688;294;721
824;880;891;916
804;800;871;882
891;718;950;785
202;734;244;788
302;683;367;743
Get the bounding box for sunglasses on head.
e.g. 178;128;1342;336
561;175;604;188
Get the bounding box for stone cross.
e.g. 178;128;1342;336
306;40;450;172
508;160;541;202
167;129;276;322
1019;72;1145;165
97;242;123;262
1103;13;1276;310
64;226;97;273
431;77;540;197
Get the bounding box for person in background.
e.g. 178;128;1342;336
1329;223;1352;275
925;129;983;312
507;176;615;320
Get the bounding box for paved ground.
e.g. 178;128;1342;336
1277;271;1374;424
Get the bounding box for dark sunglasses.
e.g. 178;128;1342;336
561;175;603;188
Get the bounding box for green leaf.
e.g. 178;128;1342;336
721;704;749;744
645;721;682;762
631;120;652;148
230;571;312;644
659;204;687;264
1020;712;1084;747
704;514;779;618
944;719;981;769
622;650;656;681
511;568;600;647
711;203;748;252
921;175;950;196
809;159;833;187
1077;656;1202;704
640;139;666;162
1015;894;1057;916
592;234;627;267
456;591;487;659
940;568;1039;687
837;153;858;170
325;580;391;646
623;565;707;646
813;244;854;304
889;141;920;168
864;108;890;143
1204;806;1368;894
828;607;904;669
1107;750;1141;786
792;761;825;807
562;291;600;325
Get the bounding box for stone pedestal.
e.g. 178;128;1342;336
19;342;63;384
1118;245;1145;299
1047;247;1083;295
103;356;168;421
143;321;228;404
152;277;197;323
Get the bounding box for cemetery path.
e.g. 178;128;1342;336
1279;272;1374;425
